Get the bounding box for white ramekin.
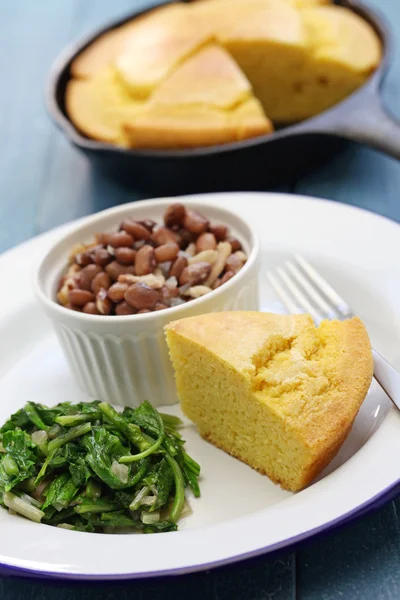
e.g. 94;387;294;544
34;197;260;407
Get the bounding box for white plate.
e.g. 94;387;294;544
1;192;400;581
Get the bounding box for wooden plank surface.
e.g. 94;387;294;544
0;556;296;600
1;0;400;598
297;500;400;600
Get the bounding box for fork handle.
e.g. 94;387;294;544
373;349;400;410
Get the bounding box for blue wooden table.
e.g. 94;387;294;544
1;1;400;598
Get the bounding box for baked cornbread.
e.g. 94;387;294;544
292;0;331;5
70;3;186;79
66;0;381;147
165;312;373;492
124;98;271;149
288;5;382;122
65;67;144;145
296;0;331;5
114;4;212;99
149;44;252;110
216;1;309;125
191;0;294;37
124;44;272;148
70;22;139;79
220;2;381;123
192;0;331;11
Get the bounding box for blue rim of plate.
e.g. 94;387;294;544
0;477;399;581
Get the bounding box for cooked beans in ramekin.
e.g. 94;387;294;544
57;202;248;317
35;197;260;407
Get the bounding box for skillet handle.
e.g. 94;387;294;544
307;89;400;161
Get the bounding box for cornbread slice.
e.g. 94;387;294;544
114;4;212;99
165;312;373;492
124;44;272;148
65;67;145;145
124;98;271;149
149;44;252;110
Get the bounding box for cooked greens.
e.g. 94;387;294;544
0;400;200;533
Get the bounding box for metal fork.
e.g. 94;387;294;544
267;254;400;410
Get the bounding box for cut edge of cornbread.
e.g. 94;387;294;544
165;312;373;492
218;2;380;123
122;43;273;149
123;98;272;149
148;44;253;111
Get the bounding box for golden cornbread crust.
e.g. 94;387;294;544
70;4;185;79
70;24;136;79
165;312;373;492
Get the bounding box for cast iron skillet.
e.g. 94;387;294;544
47;0;400;194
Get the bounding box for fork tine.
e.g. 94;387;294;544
276;267;322;323
285;261;338;320
267;271;298;314
294;254;354;319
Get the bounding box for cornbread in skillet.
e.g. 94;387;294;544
70;22;139;79
114;4;212;99
295;0;331;5
124;98;270;149
70;3;185;79
291;0;331;5
149;44;252;109
66;0;381;146
124;45;272;148
220;1;380;123
216;0;309;124
192;0;332;9
191;0;292;37
290;5;382;122
165;312;373;492
65;68;144;145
